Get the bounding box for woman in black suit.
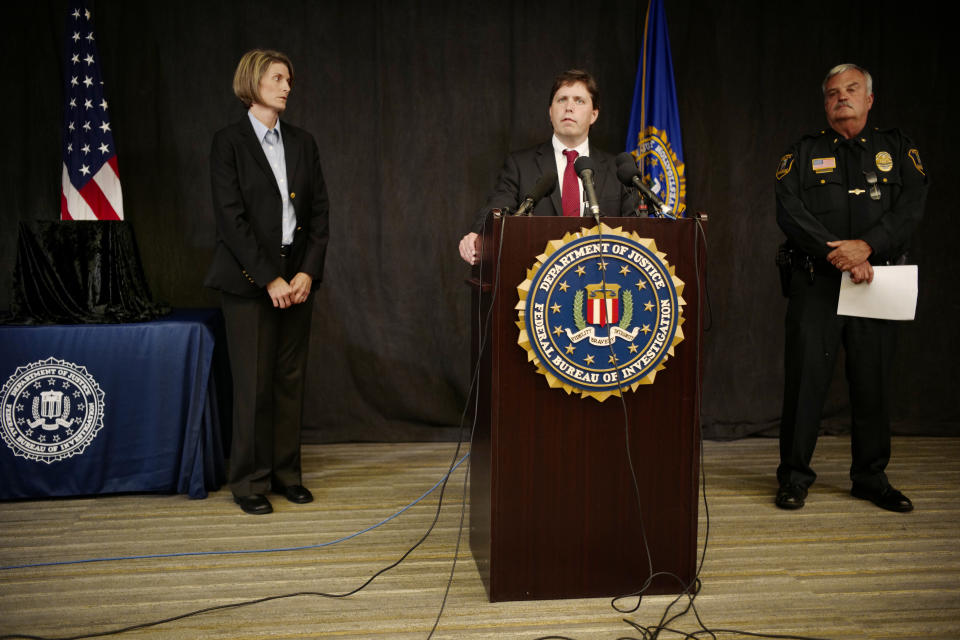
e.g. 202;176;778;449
204;49;329;515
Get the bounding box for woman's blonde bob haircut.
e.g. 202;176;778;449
232;49;295;108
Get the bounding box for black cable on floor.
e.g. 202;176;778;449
531;217;832;640
426;212;510;639
0;221;513;640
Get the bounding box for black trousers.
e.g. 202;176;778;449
777;271;896;491
221;288;312;497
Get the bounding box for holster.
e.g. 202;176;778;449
776;244;815;297
775;244;793;297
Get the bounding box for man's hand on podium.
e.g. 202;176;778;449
459;232;480;265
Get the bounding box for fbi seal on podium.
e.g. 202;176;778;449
517;223;685;401
1;357;105;463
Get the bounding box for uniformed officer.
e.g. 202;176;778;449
774;63;928;512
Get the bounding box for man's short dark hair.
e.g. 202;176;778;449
550;69;600;111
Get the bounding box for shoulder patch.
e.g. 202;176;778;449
776;153;794;181
907;149;925;175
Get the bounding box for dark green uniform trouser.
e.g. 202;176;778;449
777;269;895;491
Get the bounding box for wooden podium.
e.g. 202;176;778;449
468;216;704;602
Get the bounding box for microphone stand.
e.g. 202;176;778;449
640;192;677;220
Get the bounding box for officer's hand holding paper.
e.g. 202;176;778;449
837;265;918;320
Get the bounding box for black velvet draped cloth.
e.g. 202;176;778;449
7;221;169;324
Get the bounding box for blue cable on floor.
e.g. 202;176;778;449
0;452;470;572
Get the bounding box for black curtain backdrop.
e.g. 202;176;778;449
3;1;957;442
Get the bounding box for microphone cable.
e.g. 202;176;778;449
425;212;511;638
608;216;831;640
0;439;470;640
0;218;512;640
529;216;829;640
607;215;710;638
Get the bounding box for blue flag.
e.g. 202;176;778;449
625;0;686;216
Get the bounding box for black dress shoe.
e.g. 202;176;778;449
775;483;807;510
234;494;273;515
275;484;313;504
851;485;913;513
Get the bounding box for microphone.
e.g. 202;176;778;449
515;171;558;216
573;156;601;217
615;152;674;218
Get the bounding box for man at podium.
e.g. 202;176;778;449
457;69;638;265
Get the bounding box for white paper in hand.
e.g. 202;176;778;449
837;265;917;321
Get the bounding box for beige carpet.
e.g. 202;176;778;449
1;436;958;639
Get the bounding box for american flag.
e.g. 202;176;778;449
61;0;123;221
811;157;836;172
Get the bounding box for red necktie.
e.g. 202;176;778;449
562;149;580;217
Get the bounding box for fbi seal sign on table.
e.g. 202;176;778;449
1;357;105;463
517;223;685;401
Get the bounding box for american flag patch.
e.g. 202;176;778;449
811;157;836;173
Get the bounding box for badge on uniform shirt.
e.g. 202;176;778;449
811;157;836;173
875;151;894;172
908;148;925;175
776;153;794;180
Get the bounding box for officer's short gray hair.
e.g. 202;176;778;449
822;63;873;96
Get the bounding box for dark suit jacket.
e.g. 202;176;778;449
204;117;330;297
470;142;638;232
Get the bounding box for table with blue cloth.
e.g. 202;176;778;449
0;309;227;499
